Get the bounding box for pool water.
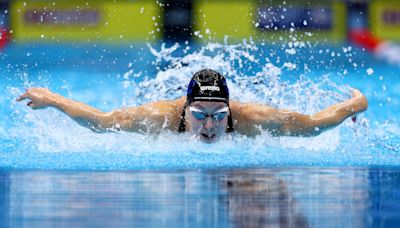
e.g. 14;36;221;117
1;168;399;227
0;42;400;226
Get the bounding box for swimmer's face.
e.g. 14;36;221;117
187;101;229;143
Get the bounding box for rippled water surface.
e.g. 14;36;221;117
1;168;399;227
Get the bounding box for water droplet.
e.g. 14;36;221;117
366;68;374;75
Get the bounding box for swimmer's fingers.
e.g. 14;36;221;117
350;88;368;113
16;88;47;102
16;92;30;102
350;89;363;99
19;98;44;109
16;88;53;110
16;93;35;108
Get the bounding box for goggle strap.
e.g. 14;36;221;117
189;106;229;114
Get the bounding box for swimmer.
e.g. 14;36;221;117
16;69;368;143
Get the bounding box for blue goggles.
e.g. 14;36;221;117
189;106;229;121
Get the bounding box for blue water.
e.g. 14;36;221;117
0;42;400;226
0;168;399;227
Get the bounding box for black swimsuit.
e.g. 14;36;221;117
178;102;234;133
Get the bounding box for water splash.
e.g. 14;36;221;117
1;42;398;169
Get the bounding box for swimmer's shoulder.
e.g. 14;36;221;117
229;100;280;135
229;100;276;118
154;96;186;116
138;96;186;113
145;96;187;130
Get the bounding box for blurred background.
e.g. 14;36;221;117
0;0;399;69
0;0;398;53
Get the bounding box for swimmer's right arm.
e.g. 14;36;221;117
233;89;368;136
17;88;180;133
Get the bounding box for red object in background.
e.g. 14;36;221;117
349;29;400;66
348;29;382;51
0;28;9;50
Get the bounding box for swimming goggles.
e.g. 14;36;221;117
189;106;229;121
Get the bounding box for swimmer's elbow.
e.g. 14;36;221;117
74;118;110;133
75;111;125;133
88;125;108;133
302;128;324;137
301;120;330;137
101;110;129;130
280;115;324;137
280;127;322;137
103;109;143;132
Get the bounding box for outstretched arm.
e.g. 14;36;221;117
16;88;181;133
233;89;368;136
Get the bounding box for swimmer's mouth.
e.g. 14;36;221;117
201;133;216;141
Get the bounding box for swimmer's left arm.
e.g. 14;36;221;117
235;89;368;136
17;88;183;133
17;88;115;132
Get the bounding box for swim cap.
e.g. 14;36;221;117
186;69;229;104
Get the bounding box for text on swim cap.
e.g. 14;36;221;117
200;86;220;91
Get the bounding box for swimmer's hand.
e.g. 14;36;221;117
16;88;54;109
350;88;368;113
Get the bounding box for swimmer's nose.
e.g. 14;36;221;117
204;117;214;131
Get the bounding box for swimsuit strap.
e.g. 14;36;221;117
178;103;234;133
226;111;234;133
178;103;188;132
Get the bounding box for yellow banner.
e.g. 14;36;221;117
370;0;400;41
194;0;346;43
10;0;160;43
